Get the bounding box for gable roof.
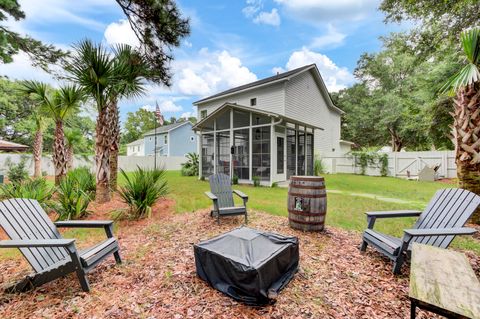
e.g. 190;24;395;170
143;121;192;137
0;140;29;152
127;138;144;146
193;64;344;115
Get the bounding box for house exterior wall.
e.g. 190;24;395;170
169;123;197;156
196;81;285;119
284;69;342;154
127;141;145;156
143;122;196;156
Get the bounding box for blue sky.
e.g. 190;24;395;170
1;0;404;123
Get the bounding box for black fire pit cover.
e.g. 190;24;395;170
194;227;299;305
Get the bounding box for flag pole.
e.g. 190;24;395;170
154;117;158;170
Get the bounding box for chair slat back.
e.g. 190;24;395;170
209;174;235;208
0;199;69;272
413;188;480;248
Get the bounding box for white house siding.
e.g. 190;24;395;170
284;70;342;154
196;82;285;118
127;141;145;156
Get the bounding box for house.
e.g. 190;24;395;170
192;63;349;185
0;140;29;152
126;121;197;157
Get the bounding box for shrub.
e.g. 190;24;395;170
351;148;389;176
5;157;29;183
232;175;239;185
271;182;278;188
253;176;261;187
314;155;325;176
118;166;168;219
55;175;92;221
378;153;389;177
0;178;53;208
180;153;199;176
67;166;96;198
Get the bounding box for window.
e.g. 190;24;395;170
201;134;214;178
200;110;207;119
250;98;256;106
190;136;195;142
252;126;270;181
216;131;230;175
233;109;250;128
215;110;230;130
233;129;249;180
164;135;168;144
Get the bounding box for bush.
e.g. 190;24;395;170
232;175;239;185
55;175;92;221
180;153;199;176
0;178;53;208
314;155;325;176
351;148;389;176
378;153;389;177
118;166;168;220
253;176;261;187
5;157;29;183
67;167;96;198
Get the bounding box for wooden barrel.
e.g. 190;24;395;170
288;176;327;231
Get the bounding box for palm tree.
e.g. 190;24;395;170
66;40;148;202
21;81;84;185
442;27;480;223
64;128;83;170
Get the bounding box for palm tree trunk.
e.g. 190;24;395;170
453;84;480;223
95;106;111;203
108;100;120;191
53;120;68;185
33;130;43;178
67;145;74;171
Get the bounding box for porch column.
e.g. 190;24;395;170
229;109;233;179
198;132;202;179
248;112;253;181
304;125;307;175
270;117;275;186
295;124;298;176
213;120;217;174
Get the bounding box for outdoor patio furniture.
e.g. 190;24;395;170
409;243;480;318
0;198;121;292
360;188;480;274
205;173;248;225
194;227;299;305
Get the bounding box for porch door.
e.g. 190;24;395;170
274;132;286;181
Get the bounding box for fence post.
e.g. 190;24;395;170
392;152;397;177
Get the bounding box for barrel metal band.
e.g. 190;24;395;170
288;210;326;216
289;184;325;190
288;192;326;198
289;218;325;226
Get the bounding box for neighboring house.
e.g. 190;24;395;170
126;139;145;156
192;63;350;184
0;140;29;152
127;121;197;157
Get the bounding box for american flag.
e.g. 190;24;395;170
155;102;164;126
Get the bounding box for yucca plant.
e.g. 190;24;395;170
118;166;168;219
55;175;92;221
66;166;96;198
180;152;199;176
0;178;53;209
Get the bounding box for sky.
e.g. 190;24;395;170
1;0;405;123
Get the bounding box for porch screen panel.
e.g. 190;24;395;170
306;133;314;175
216;131;230;175
252;126;270;181
201;133;214;178
233;129;249;180
297;130;305;175
286;128;296;178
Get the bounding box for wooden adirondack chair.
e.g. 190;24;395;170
360;188;480;274
0;198;121;292
205;173;248;225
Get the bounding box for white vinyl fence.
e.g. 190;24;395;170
0;154;186;176
322;151;457;179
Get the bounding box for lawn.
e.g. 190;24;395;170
161;171;478;254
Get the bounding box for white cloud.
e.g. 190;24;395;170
279;47;355;92
310;24;346;49
142;99;183;113
104;19;140;47
253;9;281;26
242;0;262;18
274;0;379;24
180;111;194;119
0;52;57;85
174;49;257;97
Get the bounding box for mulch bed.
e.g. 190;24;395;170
1;198;479;319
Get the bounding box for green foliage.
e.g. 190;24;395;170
54;175;92;221
271;182;278;188
0;178;53;208
351;149;389;176
252;176;260;187
118;166;168;219
180;153;199;176
232;175;239;185
122;108;158;144
314;155;325;176
66;167;96;198
5;157;29;183
378;153;389;177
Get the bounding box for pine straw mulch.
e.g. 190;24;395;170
1;199;479;319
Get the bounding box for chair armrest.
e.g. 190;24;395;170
366;210;422;218
404;227;477;237
233;190;248;200
0;239;75;248
204;191;218;201
54;220;113;228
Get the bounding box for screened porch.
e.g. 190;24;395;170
193;103;320;185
